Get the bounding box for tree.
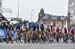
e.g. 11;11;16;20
38;8;45;22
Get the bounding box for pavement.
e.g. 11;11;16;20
0;42;75;49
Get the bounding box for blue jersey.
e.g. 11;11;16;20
16;24;21;29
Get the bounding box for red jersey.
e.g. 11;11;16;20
71;29;74;35
64;28;68;35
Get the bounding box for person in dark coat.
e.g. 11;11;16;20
63;27;68;43
70;27;75;42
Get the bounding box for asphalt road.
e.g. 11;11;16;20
0;42;75;49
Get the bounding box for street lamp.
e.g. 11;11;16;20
17;0;20;18
31;9;34;22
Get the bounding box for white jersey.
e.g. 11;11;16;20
52;26;57;32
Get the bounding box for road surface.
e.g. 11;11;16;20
0;42;75;49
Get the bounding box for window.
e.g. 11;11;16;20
51;16;57;20
60;17;65;20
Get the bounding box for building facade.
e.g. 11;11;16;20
38;14;67;27
38;8;67;27
68;0;75;17
0;0;2;13
68;0;75;25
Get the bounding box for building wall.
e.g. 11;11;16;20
68;0;75;17
68;0;75;25
38;14;67;27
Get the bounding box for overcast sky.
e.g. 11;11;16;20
2;0;68;22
